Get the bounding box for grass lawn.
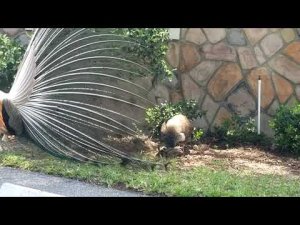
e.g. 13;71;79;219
0;142;300;197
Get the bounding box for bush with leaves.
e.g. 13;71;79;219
193;128;204;141
269;103;300;155
212;114;271;147
114;28;173;81
145;100;205;137
0;34;25;91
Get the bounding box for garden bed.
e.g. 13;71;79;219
0;136;300;196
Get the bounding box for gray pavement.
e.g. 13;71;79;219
0;167;146;197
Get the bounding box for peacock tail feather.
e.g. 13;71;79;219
0;28;159;167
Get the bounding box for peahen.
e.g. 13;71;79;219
0;28;161;167
160;114;193;148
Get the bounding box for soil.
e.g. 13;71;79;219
175;145;300;178
142;138;300;179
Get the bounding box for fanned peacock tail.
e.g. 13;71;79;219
0;28;159;167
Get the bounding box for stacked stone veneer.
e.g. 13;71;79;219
161;28;300;136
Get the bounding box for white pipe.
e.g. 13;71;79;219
258;76;261;135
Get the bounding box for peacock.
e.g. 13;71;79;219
0;28;162;167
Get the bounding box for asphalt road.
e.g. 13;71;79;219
0;167;146;197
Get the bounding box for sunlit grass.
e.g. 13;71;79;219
1;148;300;197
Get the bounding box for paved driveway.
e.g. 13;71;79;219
0;167;146;197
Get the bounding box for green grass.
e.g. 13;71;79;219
0;148;300;196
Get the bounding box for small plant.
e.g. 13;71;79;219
212;114;271;147
269;103;300;155
145;100;205;137
192;128;204;141
0;34;25;91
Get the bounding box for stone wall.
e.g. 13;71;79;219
164;28;300;136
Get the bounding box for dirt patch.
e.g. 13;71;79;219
102;134;159;155
122;136;300;178
174;144;300;178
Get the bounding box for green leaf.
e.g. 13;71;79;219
0;34;25;91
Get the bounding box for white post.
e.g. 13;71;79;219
168;28;180;40
258;76;261;135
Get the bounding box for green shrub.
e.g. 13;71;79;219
0;34;25;91
269;104;300;154
114;28;173;81
193;128;204;141
212;114;271;147
145;100;205;137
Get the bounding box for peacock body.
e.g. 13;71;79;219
0;28;158;166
